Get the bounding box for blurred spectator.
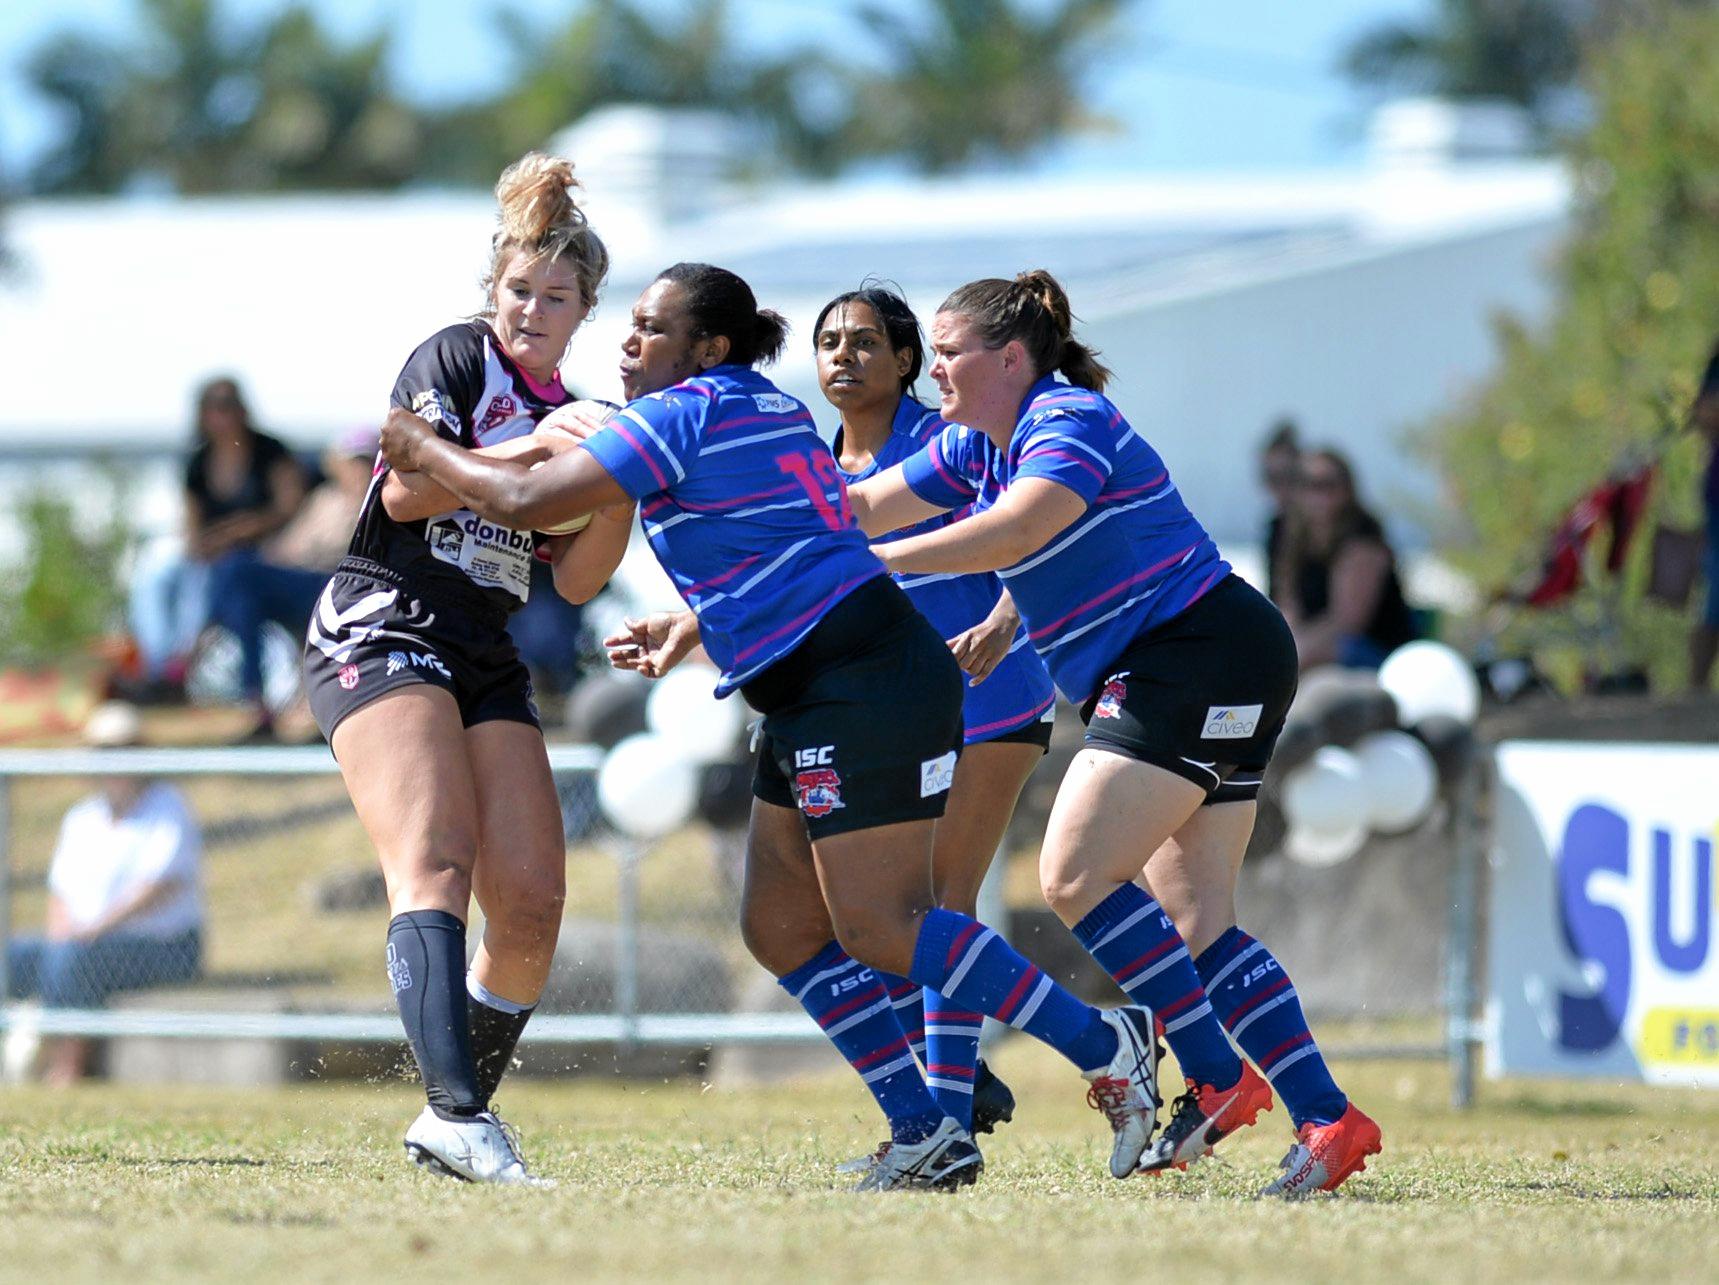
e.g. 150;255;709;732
4;703;203;1086
125;377;309;710
1692;344;1719;690
267;425;379;571
1273;447;1418;670
1259;418;1301;602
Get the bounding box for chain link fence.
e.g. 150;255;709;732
0;745;823;1073
0;740;1485;1099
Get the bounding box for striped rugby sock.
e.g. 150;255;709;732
1195;927;1347;1128
1072;883;1245;1091
922;991;984;1131
880;973;927;1063
779;942;946;1145
909;908;1115;1075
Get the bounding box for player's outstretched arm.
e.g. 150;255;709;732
381;429;564;522
846;463;948;537
876;477;1086;576
380;408;629;532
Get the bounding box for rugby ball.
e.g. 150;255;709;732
533;399;620;536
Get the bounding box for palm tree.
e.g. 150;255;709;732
1343;0;1585;119
24;0;419;193
847;0;1127;171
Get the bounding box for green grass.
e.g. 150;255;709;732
3;1044;1716;1283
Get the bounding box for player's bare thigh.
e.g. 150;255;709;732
331;685;481;917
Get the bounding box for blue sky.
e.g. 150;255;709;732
0;0;1429;185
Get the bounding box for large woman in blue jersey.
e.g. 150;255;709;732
846;270;1382;1197
803;286;1054;1164
379;263;1166;1191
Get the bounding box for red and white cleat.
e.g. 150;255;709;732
1260;1102;1382;1198
1084;1006;1163;1179
1137;1061;1274;1172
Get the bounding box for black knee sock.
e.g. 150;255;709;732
467;977;536;1106
386;910;483;1118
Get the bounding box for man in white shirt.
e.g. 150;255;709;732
5;703;203;1084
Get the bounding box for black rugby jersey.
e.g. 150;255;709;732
347;320;571;614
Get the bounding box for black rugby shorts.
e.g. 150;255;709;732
1079;575;1298;805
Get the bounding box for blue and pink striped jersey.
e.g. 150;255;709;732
831;396;1055;743
581;365;886;696
900;375;1230;704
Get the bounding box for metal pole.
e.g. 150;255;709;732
1444;746;1487;1109
616;838;642;1051
0;775;11;1028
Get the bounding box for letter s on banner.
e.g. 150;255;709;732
1556;803;1632;1053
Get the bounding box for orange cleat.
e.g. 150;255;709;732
1260;1102;1382;1198
1137;1060;1274;1172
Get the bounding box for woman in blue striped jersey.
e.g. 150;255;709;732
806;285;1057;1169
847;269;1382;1197
379;263;1166;1191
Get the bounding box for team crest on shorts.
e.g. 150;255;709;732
1094;672;1129;719
337;663;360;691
794;768;845;818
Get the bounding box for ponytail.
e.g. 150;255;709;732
940;268;1112;392
655;262;789;368
482;151;610;310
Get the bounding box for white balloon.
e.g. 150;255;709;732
1285;819;1368;867
1280;746;1368;833
645;663;746;763
597;732;699;840
1353;730;1439;834
1378;640;1481;727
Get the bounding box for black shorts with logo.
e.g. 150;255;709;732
1079;574;1298;805
747;577;965;841
303;557;538;743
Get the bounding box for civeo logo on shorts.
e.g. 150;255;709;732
1202;704;1263;739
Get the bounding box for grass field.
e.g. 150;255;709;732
3;1042;1716;1284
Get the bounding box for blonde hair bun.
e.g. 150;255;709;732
495;152;586;247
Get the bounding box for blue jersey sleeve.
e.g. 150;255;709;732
902;424;986;509
1012;408;1115;505
581;385;710;500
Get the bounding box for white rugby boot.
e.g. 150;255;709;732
403;1106;555;1187
1084;1005;1163;1178
836;1139;892;1176
850;1118;982;1192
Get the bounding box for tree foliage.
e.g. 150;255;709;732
1344;0;1586;125
23;0;1129;193
0;492;129;668
27;0;421;194
843;0;1124;171
1426;4;1719;684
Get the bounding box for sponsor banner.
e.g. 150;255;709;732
1488;741;1719;1087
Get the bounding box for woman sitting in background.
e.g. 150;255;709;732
1272;448;1417;670
127;376;313;731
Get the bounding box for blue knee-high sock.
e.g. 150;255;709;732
1196;927;1347;1127
780;943;946;1145
881;973;927;1063
387;910;483;1118
922;991;984;1131
1072;884;1244;1091
909;908;1115;1075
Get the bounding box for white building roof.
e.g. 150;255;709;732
0;105;1570;544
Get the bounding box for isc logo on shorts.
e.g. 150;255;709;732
1202;705;1263;739
920;751;957;798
